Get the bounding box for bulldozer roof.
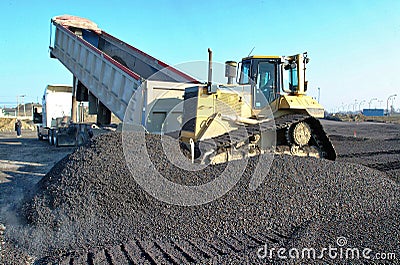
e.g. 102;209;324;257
242;55;281;60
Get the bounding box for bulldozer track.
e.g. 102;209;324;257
34;231;290;264
209;114;336;161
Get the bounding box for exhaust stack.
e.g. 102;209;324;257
207;48;213;90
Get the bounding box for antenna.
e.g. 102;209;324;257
247;47;255;57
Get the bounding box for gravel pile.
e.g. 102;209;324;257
0;118;34;132
6;131;399;263
1;223;35;265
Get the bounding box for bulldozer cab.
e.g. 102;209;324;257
238;56;282;110
237;53;308;110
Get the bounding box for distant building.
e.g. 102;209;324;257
2;107;16;116
362;109;384;117
16;102;40;117
0;103;41;119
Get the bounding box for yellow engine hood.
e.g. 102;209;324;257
271;95;325;118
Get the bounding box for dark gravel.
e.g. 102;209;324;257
2;126;400;264
323;120;400;183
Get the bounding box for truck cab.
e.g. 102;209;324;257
36;85;72;141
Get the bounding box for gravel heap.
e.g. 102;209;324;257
8;131;399;262
0;117;34;132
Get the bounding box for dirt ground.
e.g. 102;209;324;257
323;120;400;182
0;121;399;264
322;119;400;139
0;130;74;264
0;130;74;224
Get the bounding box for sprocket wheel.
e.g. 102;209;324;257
287;121;312;147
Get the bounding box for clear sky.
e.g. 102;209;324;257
0;0;399;112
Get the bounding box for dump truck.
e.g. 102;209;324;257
49;15;335;162
35;84;93;146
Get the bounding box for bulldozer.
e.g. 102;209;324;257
179;49;336;164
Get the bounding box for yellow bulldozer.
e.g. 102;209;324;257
179;50;336;163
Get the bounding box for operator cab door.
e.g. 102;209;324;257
239;59;280;110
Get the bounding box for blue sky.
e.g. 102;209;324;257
0;0;399;111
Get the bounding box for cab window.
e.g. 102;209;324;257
283;62;298;92
253;61;275;108
257;62;274;89
290;67;298;90
240;61;251;84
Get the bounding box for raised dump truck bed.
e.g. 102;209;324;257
50;15;199;125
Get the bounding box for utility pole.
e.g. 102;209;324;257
369;98;377;109
387;94;397;116
16;94;26;118
317;87;320;103
16;96;19;117
353;99;357;113
358;100;366;112
21;95;26;117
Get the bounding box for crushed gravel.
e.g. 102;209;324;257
3;129;399;263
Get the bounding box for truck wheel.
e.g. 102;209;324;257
53;132;58;147
76;132;87;146
37;126;43;140
48;130;53;145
